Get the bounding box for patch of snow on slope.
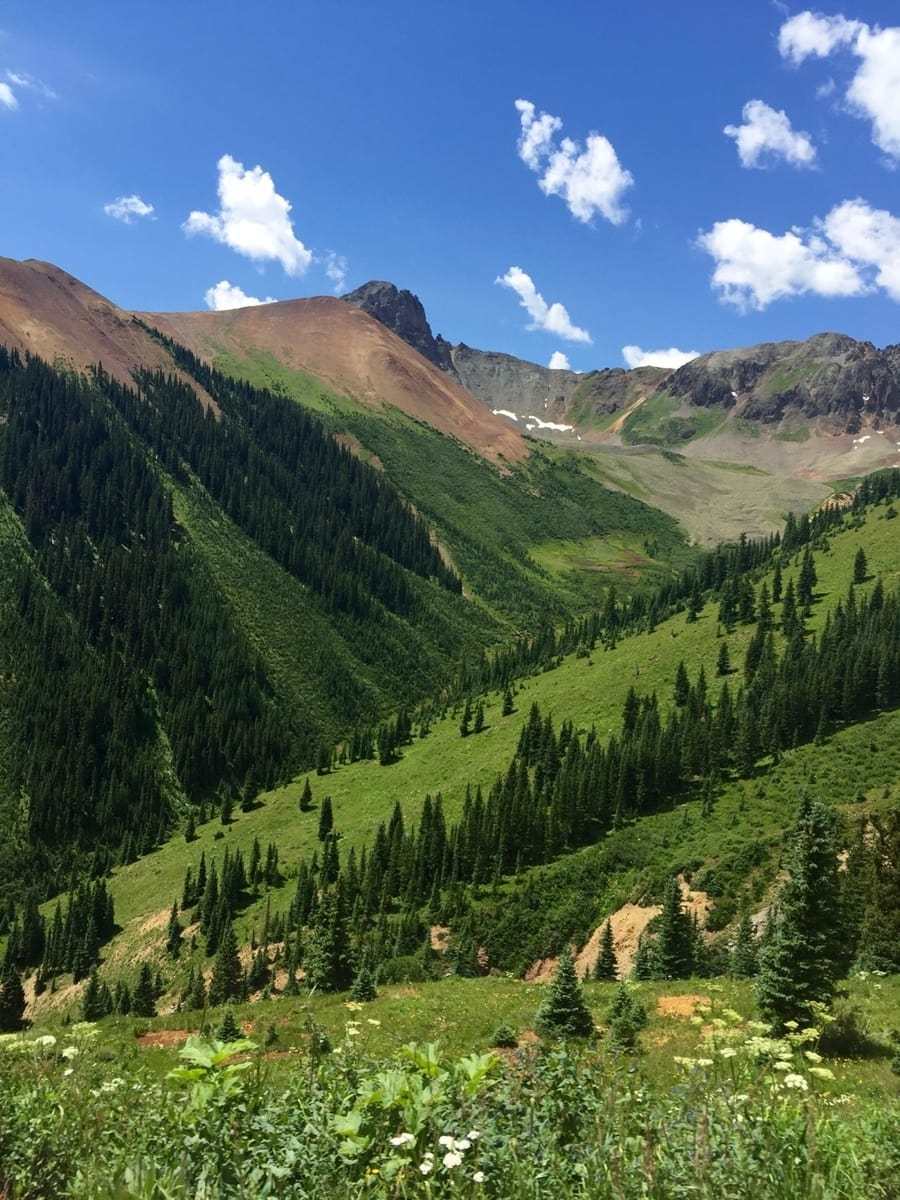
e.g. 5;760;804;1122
492;409;520;422
525;414;574;432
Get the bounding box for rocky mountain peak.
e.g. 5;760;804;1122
342;280;452;371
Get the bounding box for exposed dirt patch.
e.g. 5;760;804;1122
136;1029;190;1048
430;924;450;952
139;908;171;935
656;994;710;1019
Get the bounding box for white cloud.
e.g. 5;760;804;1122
323;252;348;293
5;69;56;100
723;99;817;168
548;350;571;370
698;216;864;309
204;280;277;311
779;12;900;161
514;98;633;225
823;198;900;300
104;194;155;224
496;266;592;343
777;11;862;63
184;154;312;275
0;81;16;109
622;345;701;369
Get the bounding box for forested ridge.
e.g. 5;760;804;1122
0;343;488;904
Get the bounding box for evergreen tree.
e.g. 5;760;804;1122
299;778;313;812
535;949;594;1039
798;548;817;607
594;921;618;981
673;661;690;707
216;1007;243;1043
185;811;196;843
757;798;843;1030
459;698;472;738
473;701;485;734
0;963;27;1032
81;969;108;1021
631;933;656;980
132;963;157;1018
731;908;758;978
655;877;694;980
501;687;514;717
304;887;352;993
165;902;182;959
219;793;233;826
208;921;243;1006
350;957;378;1002
853;546;868;584
716;642;731;676
606;984;647;1053
318;795;334;842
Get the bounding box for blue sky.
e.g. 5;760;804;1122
3;1;900;370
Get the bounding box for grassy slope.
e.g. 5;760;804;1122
46;496;900;979
209;349;694;619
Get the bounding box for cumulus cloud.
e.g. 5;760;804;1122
697;197;900;309
777;11;862;62
622;345;701;369
548;350;571;370
496;266;592;343
323;252;348;293
0;81;15;109
515;98;633;224
184;154;312;275
204;280;277;311
104;194;155;224
724;99;817;168
779;11;900;161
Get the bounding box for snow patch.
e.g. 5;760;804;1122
525;414;574;432
852;434;871;445
492;409;520;422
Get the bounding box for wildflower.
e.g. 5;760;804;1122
439;1135;455;1148
747;1021;770;1034
467;1130;481;1141
345;1028;360;1038
419;1160;434;1175
367;1019;381;1026
809;1067;835;1080
473;1171;486;1183
722;1008;743;1025
783;1073;808;1091
719;1047;737;1059
783;1020;799;1031
443;1152;463;1169
804;1050;823;1063
455;1138;472;1151
345;1002;363;1012
61;1046;79;1060
390;1133;415;1147
773;1060;792;1071
63;1067;74;1076
34;1035;57;1048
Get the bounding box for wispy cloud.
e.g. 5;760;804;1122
104;194;155;224
496;266;592;343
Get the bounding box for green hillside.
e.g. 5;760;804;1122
25;480;900;999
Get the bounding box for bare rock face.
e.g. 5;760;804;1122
342;280;453;372
666;333;900;429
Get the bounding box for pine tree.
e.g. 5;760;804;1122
501;687;514;717
185;811;196;843
219;793;233;826
716;641;731;676
673;661;690;707
318;795;334;842
350;958;378;1002
473;701;485;734
631;933;656;980
132;963;157;1018
459;698;472;738
853;546;868;584
304;887;352;993
165;902;182;959
594;921;618;981
208;921;243;1006
756;798;843;1030
81;969;108;1021
216;1007;243;1043
655;877;694;979
535;949;594;1039
606;984;647;1053
299;778;313;812
731;908;758;978
0;963;27;1032
798;548;817;607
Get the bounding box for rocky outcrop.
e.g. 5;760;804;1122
342;280;453;372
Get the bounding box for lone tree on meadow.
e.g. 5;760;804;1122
606;983;647;1054
0;963;27;1032
208;920;243;1006
756;797;843;1030
132;963;157;1018
165;902;182;959
655;876;694;980
593;921;618;981
536;949;594;1039
853;546;868;584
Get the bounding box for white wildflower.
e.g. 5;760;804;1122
419;1160;434;1175
467;1130;481;1140
438;1135;455;1148
367;1019;381;1026
783;1073;809;1091
719;1047;737;1058
63;1067;74;1076
773;1060;792;1071
473;1171;486;1183
443;1152;463;1169
804;1050;823;1063
390;1133;415;1147
61;1046;79;1060
809;1066;835;1080
34;1035;57;1048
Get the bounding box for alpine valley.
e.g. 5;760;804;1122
1;256;900;1199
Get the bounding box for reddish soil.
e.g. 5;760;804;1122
656;994;710;1018
136;1029;190;1048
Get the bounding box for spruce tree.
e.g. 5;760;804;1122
606;984;647;1053
299;777;313;812
318;795;334;842
853;546;868;584
473;701;485;734
0;964;27;1032
756;798;843;1030
655;877;694;979
731;907;758;978
501;687;514;717
81;969;107;1021
132;963;157;1018
304;887;352;993
594;921;618;981
673;661;690;707
535;949;594;1039
716;642;731;676
459;698;472;738
350;957;378;1002
165;902;182;959
216;1007;243;1043
208;920;243;1006
631;933;656;980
